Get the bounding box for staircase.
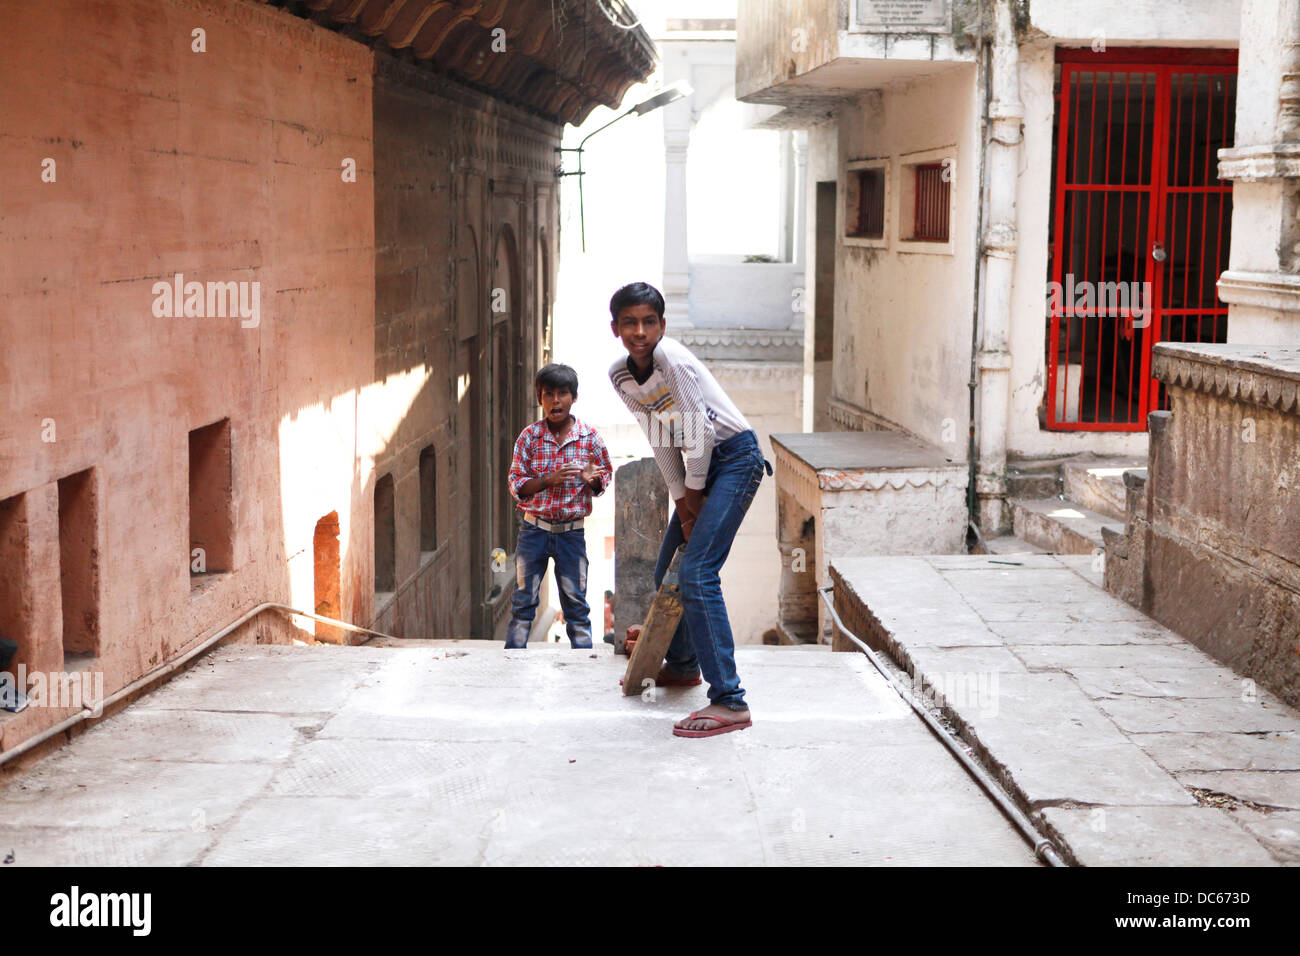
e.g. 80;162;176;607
984;455;1147;557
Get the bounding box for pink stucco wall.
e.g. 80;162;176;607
0;0;376;752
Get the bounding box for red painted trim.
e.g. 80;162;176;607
1045;54;1237;432
1055;47;1237;66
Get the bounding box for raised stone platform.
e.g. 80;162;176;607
1105;342;1300;709
829;554;1300;866
770;431;967;643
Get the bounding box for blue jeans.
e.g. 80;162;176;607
654;429;771;711
505;522;592;648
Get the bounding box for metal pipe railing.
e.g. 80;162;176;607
817;585;1066;867
0;603;403;768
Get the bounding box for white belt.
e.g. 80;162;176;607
523;512;584;533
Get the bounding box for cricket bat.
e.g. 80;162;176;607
620;546;685;697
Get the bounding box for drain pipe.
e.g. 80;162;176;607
0;603;403;769
817;585;1066;866
966;3;992;545
973;0;1025;535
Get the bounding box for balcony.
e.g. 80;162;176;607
736;0;976;120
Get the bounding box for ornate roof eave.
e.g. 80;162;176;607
258;0;657;126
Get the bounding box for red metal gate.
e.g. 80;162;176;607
1047;49;1237;431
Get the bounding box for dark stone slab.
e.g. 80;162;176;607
770;431;960;471
613;459;668;655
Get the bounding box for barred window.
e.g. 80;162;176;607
908;162;950;242
847;167;885;240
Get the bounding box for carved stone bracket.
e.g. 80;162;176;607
1216;269;1300;314
1153;343;1300;416
1217;143;1300;182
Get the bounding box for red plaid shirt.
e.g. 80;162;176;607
508;416;613;521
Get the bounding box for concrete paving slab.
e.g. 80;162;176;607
1056;553;1106;589
1134;732;1300;773
944;674;1195;807
1176;771;1300;810
0;825;213;867
1095;696;1300;734
1012;642;1225;671
983;740;1198;807
1066;666;1253;700
1040;806;1279;866
960;602;1153;624
904;645;1029;677
988;621;1182;645
64;709;304;764
133;655;382;714
266;737;517;804
829;553;1300;864
0;759;278;830
924;553;1065;570
0;643;1038;867
752;800;1028;867
1232;808;1300;863
939;566;1098;591
202;797;489;866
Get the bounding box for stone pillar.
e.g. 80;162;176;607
1216;0;1300;341
663;120;692;328
778;130;794;264
791;130;808;339
793;130;808;271
613;458;668;654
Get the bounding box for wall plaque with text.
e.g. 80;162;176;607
853;0;948;30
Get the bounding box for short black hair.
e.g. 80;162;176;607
609;282;665;322
535;363;579;398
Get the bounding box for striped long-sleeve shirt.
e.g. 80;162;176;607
608;336;751;500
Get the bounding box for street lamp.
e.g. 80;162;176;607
557;80;693;251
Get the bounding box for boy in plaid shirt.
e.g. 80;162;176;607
505;364;613;648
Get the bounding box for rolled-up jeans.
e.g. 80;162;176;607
653;429;770;711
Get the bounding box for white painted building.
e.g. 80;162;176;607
737;0;1244;533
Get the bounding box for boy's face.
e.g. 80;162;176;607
538;385;574;425
611;303;665;364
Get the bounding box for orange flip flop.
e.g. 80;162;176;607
672;709;752;738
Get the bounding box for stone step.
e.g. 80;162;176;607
982;534;1049;556
828;554;1300;866
1060;458;1147;521
1009;496;1124;555
1006;459;1062;500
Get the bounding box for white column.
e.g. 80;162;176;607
1216;0;1300;343
663;86;693;328
792;129;808;336
976;0;1024;534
